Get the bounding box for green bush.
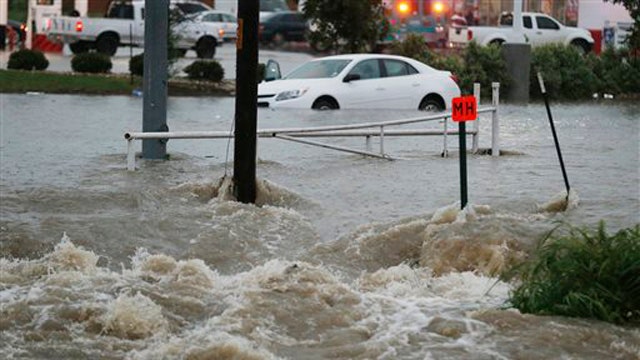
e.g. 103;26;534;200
530;43;598;100
388;33;431;64
589;47;640;95
183;60;224;82
129;53;144;77
71;52;112;73
507;222;640;324
7;49;49;71
461;42;509;95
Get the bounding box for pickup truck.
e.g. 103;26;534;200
45;0;225;58
448;12;594;53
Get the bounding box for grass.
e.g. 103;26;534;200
506;221;640;324
0;69;140;95
0;69;235;96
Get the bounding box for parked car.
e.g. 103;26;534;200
7;19;27;47
259;11;308;46
45;0;222;58
257;53;460;110
182;10;237;42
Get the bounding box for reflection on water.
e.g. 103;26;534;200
1;95;639;359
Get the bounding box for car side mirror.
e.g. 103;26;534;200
264;59;282;82
343;73;361;82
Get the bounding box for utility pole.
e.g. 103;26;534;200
142;0;169;159
233;0;259;203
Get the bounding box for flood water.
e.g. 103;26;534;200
1;94;639;359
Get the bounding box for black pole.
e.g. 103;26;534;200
129;24;133;85
459;121;468;209
233;0;259;203
537;71;571;197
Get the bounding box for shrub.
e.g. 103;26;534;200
71;52;112;73
506;222;640;324
462;42;509;95
183;60;224;82
129;53;144;76
589;47;640;95
7;49;49;71
530;43;598;100
388;33;431;64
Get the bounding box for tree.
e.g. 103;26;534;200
302;0;388;53
604;0;639;50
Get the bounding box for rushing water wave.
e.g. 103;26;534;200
1;95;639;359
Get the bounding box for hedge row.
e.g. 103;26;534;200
389;35;640;100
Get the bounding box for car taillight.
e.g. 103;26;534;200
75;20;83;32
218;28;225;37
450;74;459;84
467;29;473;41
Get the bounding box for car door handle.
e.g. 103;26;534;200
412;83;420;87
376;87;385;91
536;31;542;35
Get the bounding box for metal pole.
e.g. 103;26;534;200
379;125;385;155
142;0;168;159
491;82;500;157
459;121;468;209
472;83;481;152
442;116;448;157
233;0;259;203
129;23;133;85
537;72;571;197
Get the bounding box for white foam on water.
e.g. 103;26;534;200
102;292;169;340
537;189;580;213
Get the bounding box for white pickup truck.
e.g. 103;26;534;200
46;0;226;58
449;12;594;53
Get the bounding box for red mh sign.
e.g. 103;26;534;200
451;95;477;122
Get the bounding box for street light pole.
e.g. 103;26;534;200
233;0;259;203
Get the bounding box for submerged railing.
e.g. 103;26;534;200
124;83;500;171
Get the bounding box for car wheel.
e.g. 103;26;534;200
69;41;90;54
96;33;118;56
272;32;285;48
488;39;504;47
571;39;591;55
312;98;338;110
196;36;217;59
419;97;444;112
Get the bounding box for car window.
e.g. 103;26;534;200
523;16;532;29
285;59;352;79
175;3;210;15
383;59;418;77
536;16;559;30
349;59;381;80
203;13;219;22
222;14;236;22
108;4;133;19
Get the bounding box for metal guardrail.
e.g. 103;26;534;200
124;83;500;171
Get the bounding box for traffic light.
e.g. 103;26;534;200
396;1;411;15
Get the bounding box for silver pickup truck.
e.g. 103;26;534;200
45;0;225;58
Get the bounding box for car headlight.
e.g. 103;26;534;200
275;88;308;101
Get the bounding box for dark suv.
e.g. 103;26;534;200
259;11;308;46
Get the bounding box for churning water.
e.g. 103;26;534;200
1;94;639;359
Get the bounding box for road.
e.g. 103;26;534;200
0;43;316;79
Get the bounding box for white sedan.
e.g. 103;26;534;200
257;54;460;110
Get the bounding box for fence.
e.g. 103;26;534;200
124;83;500;171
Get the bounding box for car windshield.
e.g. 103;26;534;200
261;0;289;12
284;59;352;79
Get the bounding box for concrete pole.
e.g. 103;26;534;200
26;0;34;49
142;0;169;159
0;0;7;50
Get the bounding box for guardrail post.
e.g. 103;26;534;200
365;135;371;151
473;83;481;153
379;125;385;155
442;116;449;157
127;139;136;171
491;82;500;157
